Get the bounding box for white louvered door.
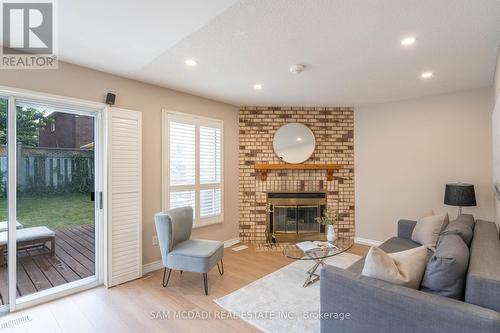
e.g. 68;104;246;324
107;108;142;287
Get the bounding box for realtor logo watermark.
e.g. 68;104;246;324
1;0;58;69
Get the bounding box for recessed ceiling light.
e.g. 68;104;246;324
253;83;263;90
296;137;303;142
185;59;197;67
401;37;417;46
421;71;433;79
290;64;306;74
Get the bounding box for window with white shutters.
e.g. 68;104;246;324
164;112;223;227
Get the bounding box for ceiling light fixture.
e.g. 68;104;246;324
401;37;416;46
253;83;263;90
296;137;303;142
421;71;433;79
185;59;197;67
290;64;306;74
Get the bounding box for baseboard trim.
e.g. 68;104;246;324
354;237;383;247
142;260;163;275
223;237;240;248
142;237;241;275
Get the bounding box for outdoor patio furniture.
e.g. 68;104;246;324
0;221;23;232
0;226;55;266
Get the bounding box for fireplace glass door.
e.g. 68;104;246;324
298;206;321;233
274;206;296;233
273;205;321;234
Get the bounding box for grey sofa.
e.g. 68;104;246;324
320;218;500;333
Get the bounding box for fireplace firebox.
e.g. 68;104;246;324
267;192;326;243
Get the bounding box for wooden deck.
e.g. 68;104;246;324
0;224;95;304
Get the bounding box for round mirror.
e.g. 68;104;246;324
273;123;316;164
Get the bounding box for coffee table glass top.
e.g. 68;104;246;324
283;237;354;260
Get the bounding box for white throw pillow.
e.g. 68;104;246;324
411;212;449;247
361;246;429;289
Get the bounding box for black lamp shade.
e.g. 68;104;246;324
444;183;476;207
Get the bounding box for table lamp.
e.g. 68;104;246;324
444;183;476;217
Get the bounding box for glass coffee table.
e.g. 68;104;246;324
283;237;354;287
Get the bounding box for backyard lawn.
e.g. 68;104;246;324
0;194;94;230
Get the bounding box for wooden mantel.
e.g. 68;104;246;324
254;163;343;181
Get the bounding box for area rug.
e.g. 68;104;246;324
214;252;361;333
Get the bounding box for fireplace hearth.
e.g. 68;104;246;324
267;192;327;243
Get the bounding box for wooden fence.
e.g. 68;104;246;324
0;144;94;193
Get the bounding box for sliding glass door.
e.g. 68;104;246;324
0;92;104;311
0;97;10;310
15;101;97;300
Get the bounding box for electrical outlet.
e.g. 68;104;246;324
152;235;158;246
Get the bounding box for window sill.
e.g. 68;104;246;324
193;219;223;229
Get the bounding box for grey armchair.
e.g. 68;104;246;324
154;207;224;295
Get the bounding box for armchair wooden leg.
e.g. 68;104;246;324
202;273;208;295
162;268;172;288
217;259;224;276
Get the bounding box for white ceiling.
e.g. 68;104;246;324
59;0;500;107
59;0;238;76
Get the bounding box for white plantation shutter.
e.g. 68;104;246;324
199;126;221;218
168;120;196;216
170;190;195;211
163;111;223;227
200;126;221;184
169;122;195;186
200;188;221;218
108;108;142;287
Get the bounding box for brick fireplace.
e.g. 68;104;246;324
239;106;354;243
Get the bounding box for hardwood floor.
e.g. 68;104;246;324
0;243;369;333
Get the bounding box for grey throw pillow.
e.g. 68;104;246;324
442;219;474;247
411;212;449;247
451;214;475;229
420;234;470;300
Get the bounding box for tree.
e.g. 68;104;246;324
0;99;48;147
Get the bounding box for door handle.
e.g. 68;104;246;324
99;191;104;209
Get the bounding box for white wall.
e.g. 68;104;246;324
492;52;500;229
495;52;500;100
355;87;495;242
492;100;500;229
